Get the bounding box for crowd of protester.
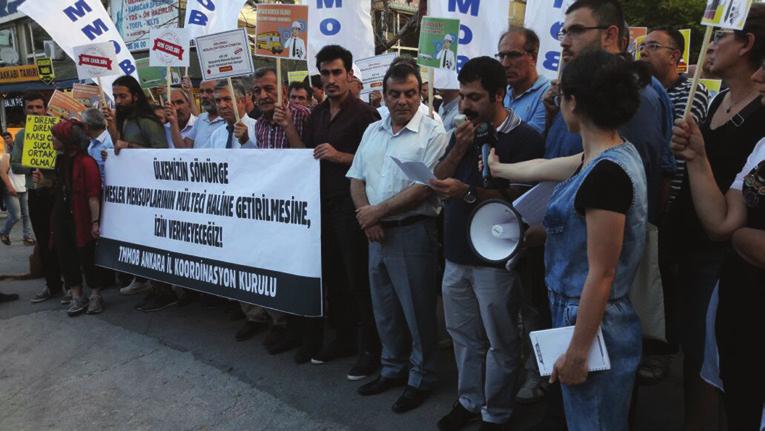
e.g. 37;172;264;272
1;0;764;429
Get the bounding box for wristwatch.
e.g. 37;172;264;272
463;186;477;204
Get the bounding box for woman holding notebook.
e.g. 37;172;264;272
485;51;647;429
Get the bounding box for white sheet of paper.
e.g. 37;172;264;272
512;181;558;225
529;325;611;377
391;157;435;186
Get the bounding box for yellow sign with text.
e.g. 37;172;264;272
21;115;59;169
0;65;39;84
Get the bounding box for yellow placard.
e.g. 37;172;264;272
0;65;39;84
21;115;59;169
678;29;691;74
700;78;723;100
287;70;308;83
633;35;647;60
702;0;752;30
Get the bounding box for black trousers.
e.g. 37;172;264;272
28;188;61;293
319;194;380;353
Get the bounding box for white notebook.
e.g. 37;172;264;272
529;325;611;377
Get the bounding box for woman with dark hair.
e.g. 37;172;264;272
672;59;765;431
663;5;765;426
103;75;167;152
485;50;645;429
49;119;108;316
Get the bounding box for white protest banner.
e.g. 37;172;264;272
73;42;118;80
307;0;374;73
184;0;248;41
96;149;323;317
356;53;396;103
427;0;510;83
524;0;575;80
19;0;139;100
150;28;190;68
111;0;177;51
196;29;255;81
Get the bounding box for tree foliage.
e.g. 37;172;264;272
623;0;708;63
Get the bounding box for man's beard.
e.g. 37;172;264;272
202;100;217;114
115;104;137;118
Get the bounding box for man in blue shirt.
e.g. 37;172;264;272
545;2;673;225
499;28;551;134
82;108;113;186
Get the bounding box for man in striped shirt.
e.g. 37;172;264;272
640;27;710;206
252;67;311;149
638;27;710;385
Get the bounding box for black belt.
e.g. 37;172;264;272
379;215;435;228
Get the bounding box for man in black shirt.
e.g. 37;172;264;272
298;45;382;380
430;57;545;430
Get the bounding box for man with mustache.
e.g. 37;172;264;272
164;88;197;149
252;66;310;149
296;45;382;382
348;58;448;413
233;67;311;352
176;80;226;149
429;57;544;430
104;75;167;152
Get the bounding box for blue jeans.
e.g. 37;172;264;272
548;290;642;431
1;191;33;238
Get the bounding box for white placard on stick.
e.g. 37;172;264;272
73;42;119;80
195;29;255;81
150;28;190;68
356;53;396;103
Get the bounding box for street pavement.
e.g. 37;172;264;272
0;222;686;430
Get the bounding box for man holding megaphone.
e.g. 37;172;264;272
429;57;544;430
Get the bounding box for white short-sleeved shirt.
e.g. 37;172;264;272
731;137;765;191
164;114;197;149
347;109;449;220
188;112;226;149
207;114;258;149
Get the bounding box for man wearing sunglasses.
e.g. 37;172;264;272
497;27;550;134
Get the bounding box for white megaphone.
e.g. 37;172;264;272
467;199;525;264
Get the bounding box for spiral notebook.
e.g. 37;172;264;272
529;325;611;377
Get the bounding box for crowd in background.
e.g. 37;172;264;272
1;0;764;430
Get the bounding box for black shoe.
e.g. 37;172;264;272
294;343;320;364
310;339;356;364
141;294;178;312
263;325;285;348
228;305;246;321
438;401;480;431
392;385;430;414
478;421;506;431
347;351;380;381
0;292;19;302
1;234;10;245
265;327;300;354
357;375;407;396
235;321;267;342
134;293;154;311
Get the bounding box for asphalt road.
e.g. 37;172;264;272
0;221;687;430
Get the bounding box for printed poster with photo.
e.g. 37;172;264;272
255;4;309;60
73;42;119;80
702;0;752;30
417;17;459;70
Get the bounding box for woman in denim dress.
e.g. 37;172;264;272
486;51;647;429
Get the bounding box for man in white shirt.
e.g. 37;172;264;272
183;80;226;149
284;21;307;60
164;88;197;148
208;80;257;149
348;59;448;413
437;89;460;132
436;34;457;70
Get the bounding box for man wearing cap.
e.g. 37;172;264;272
436;34;457;70
284;21;306;60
